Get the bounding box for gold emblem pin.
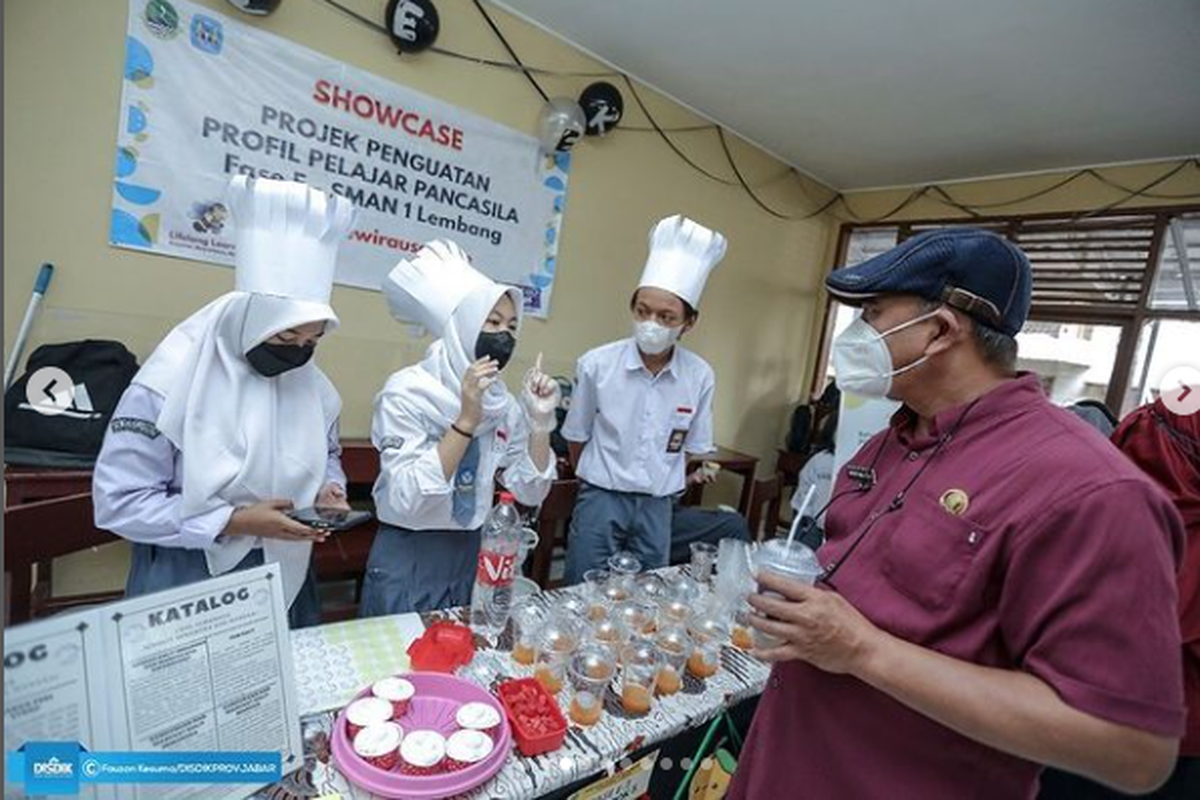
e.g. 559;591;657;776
940;488;970;516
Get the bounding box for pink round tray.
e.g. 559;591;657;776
332;672;511;799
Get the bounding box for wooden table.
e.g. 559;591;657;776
4;465;94;508
338;439;380;490
4;443;387;626
682;445;760;516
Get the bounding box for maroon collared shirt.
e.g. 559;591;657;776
731;374;1186;800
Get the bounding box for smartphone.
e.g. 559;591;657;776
287;506;373;532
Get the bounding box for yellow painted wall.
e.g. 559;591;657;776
3;0;836;480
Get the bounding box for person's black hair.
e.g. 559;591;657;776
814;407;839;452
629;288;698;323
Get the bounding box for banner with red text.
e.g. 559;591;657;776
111;0;570;316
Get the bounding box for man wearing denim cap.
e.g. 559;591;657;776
731;228;1186;798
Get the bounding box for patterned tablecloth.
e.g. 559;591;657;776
254;569;770;799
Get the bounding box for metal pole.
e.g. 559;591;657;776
4;264;54;391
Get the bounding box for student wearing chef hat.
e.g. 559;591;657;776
359;239;559;617
561;214;727;585
93;176;358;628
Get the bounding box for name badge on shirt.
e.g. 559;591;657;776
667;406;694;454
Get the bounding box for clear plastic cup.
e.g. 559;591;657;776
534;615;581;695
587;615;628;651
557;592;589;622
690;542;720;584
665;572;702;602
730;601;755;652
620;638;661;717
608;551;643;579
568;644;617;726
653;625;692;697
659;590;694;627
613;599;658;638
686;613;728;679
752;539;822;650
607;551;642;598
582;569;612;621
510;602;547;666
601;576;630;606
633;573;669;606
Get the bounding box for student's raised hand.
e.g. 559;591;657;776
458;357;500;432
521;353;560;434
316;482;350;510
224;499;328;543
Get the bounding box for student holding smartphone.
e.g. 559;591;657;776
93;176;356;629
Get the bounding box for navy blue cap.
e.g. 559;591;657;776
826;228;1033;336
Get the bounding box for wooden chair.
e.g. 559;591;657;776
530;479;578;590
746;476;783;543
4;492;124;626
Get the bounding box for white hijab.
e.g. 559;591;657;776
406;283;524;429
133;291;340;608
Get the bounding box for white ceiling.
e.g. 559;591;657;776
494;0;1200;190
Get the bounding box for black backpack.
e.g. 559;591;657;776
4;340;140;467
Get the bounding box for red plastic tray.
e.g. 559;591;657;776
496;678;568;757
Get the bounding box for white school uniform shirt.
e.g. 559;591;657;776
371;367;555;531
562;338;715;497
791;450;833;521
93;383;348;549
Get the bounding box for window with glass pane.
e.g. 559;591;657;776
1121;319;1200;415
1015;321;1123;404
1150;214;1200;311
816;209;1200;411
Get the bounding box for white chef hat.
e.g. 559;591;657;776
226;176;357;330
637;214;728;308
382;239;495;337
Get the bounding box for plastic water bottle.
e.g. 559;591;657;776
470;492;523;639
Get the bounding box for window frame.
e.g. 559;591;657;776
810;205;1200;412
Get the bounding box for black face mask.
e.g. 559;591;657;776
475;331;517;370
246;342;315;377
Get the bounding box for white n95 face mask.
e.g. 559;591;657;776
831;309;940;398
633;319;681;355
